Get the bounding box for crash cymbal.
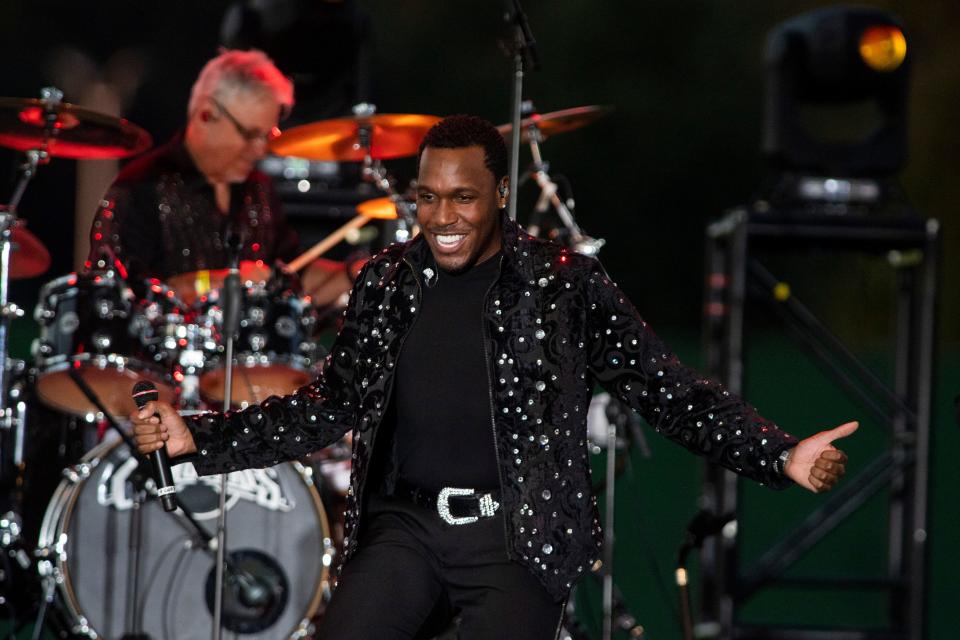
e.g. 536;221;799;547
8;225;50;279
356;197;402;220
165;260;273;307
0;97;152;159
497;105;613;143
269;114;441;162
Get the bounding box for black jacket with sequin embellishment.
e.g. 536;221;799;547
185;215;798;601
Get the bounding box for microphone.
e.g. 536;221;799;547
132;380;177;512
222;223;244;340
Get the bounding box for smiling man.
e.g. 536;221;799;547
132;115;857;639
416;140;507;273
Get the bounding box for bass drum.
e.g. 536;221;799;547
37;439;333;639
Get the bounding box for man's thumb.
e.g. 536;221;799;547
820;421;859;444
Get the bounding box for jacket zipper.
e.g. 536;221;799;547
481;254;511;556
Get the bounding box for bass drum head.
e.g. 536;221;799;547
38;439;331;639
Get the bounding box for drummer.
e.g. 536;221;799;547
86;48;357;305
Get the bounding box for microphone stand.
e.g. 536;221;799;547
213;232;243;640
61;370;207;640
675;510;736;640
55;370;267;640
503;0;539;222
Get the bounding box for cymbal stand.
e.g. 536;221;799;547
2;92;60;627
0;87;60;436
353;102;418;241
521;122;605;256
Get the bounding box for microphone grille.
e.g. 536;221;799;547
131;380;159;408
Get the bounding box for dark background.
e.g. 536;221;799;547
0;1;956;638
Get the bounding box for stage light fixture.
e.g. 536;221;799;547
763;6;910;181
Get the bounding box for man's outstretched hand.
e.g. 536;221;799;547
784;421;858;493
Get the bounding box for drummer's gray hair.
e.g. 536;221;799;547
188;49;294;119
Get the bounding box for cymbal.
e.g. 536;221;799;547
9;225;50;279
269;114;441;162
0;97;152;159
356;197;402;220
497;105;613;143
165;260;272;307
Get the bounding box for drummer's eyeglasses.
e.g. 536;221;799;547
209;97;281;145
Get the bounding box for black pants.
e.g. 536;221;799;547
318;495;565;639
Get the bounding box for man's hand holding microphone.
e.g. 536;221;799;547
130;399;196;457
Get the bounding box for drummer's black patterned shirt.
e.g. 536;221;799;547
86;132;299;282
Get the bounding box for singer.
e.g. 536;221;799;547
132;115;856;639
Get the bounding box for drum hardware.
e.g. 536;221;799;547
497;104;613;145
35;437;330;640
269;104;433;241
32;367;307;639
0;91;152;160
2;227;51;281
32;271;178;417
572;393;650;640
498;104;611;257
0;89;64;457
268;107;440;164
284;191;403;274
164;261;272;308
163;269;323;408
0;94;64;613
0;88;154;423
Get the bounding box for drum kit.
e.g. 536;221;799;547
0;89;612;639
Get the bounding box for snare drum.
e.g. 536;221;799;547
198;282;322;407
36;439;332;639
32;272;176;417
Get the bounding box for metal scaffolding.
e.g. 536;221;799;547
697;204;939;640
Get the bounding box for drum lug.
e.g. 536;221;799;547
292;617;316;639
0;405;24;431
62;460;97;483
71;616;96;639
0;511;22;548
321;543;337;568
0;302;24;319
36;531;70;566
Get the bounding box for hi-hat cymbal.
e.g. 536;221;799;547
497;105;613;143
270;114;441;162
0;97;152;159
9;226;50;279
356;197;403;220
165;261;273;307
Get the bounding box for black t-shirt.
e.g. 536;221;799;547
392;252;503;491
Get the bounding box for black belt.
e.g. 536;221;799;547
393;480;501;525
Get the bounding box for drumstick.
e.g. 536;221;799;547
286;215;372;273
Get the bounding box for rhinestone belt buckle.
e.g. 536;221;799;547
437;487;500;525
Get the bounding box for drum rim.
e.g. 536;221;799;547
36;438;331;639
38;270;130;299
200;353;317;370
34;353;168;374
